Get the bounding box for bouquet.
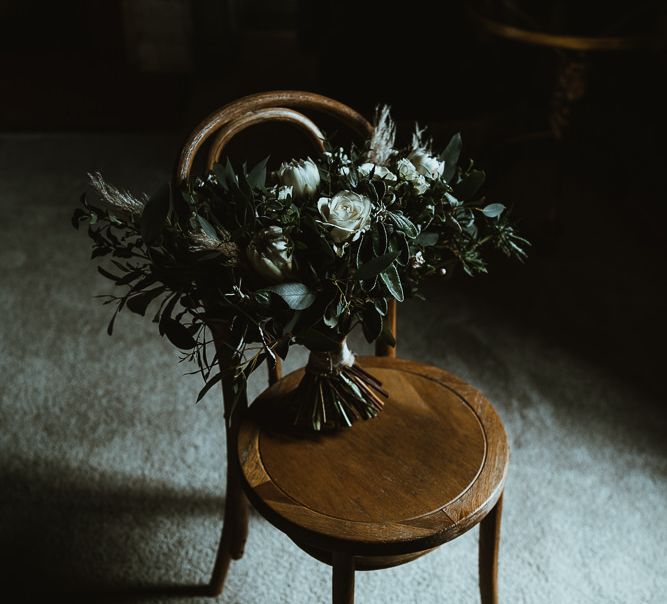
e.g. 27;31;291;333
72;107;528;431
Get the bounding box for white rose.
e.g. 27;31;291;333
317;191;372;243
246;226;293;283
276;158;320;198
358;162;397;181
397;158;429;194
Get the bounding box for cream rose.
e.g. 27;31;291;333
276;158;320;198
408;150;445;179
317;191;372;243
246;226;293;283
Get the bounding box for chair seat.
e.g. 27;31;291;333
237;356;508;558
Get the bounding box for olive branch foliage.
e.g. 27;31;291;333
72;128;528;411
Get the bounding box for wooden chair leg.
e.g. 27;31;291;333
479;492;504;604
332;552;355;604
208;460;249;596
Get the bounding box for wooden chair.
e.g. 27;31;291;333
175;91;509;603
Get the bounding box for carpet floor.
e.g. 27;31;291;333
0;134;665;603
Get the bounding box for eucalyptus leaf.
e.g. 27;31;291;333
454;169;485;200
126;287;166;316
162;318;197;349
380;263;404;302
196;214;219;240
388;211;418;239
371;223;388;256
415;231;440;247
361;304;383;342
482;203;506;219
196;371;222;403
374;297;388;317
297;328;341;352
246;156;269;190
356;251;399;281
263;282;316;310
141;184;170;244
441;132;462;182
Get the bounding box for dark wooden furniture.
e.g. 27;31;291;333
175;91;509;602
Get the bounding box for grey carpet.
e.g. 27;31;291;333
1;134;665;603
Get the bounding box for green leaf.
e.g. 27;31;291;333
71;207;88;230
482;203;506;219
246;156;269;190
454;169;485;200
441;132;462;182
91;246;111;259
97;266;122;282
374;297;388;317
126;287;166;316
356;251;399;281
196;371;222;403
263;282;316;310
389;232;410;265
415;231;439;247
371;222;388;256
196;214;219;240
380;264;404;302
141;184;170;244
162;318;197;349
297;327;341;352
361;304;383;342
388;212;418;239
213;158;238;192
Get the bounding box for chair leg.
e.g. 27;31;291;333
332;552;355;604
479;492;504;604
208;460;249;596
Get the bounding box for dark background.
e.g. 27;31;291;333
2;0;666;394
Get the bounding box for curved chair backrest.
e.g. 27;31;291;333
173;91;396;404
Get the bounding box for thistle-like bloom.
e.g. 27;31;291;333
276;158;320;198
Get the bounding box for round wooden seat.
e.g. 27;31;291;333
238;356;509;562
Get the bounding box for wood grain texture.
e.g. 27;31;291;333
205;107;325;170
175;90;373;184
238;356;509;557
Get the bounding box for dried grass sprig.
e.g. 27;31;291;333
88;172;146;219
367;104;396;166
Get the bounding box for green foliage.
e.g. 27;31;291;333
73;128;528;403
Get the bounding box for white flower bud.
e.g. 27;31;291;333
408;150;445;179
317;191;372;243
410;250;425;268
276;158;320;198
246;226;293;283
